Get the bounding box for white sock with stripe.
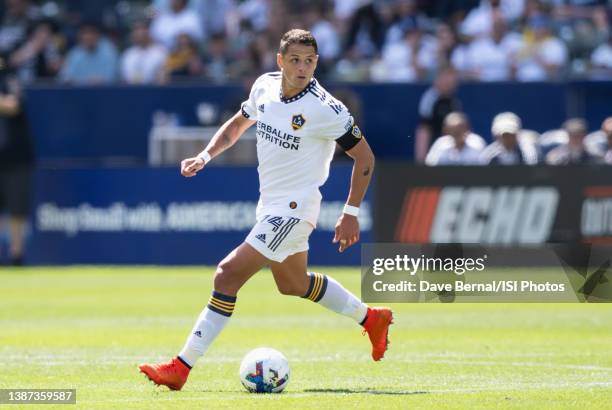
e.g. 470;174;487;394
178;291;236;368
302;272;368;324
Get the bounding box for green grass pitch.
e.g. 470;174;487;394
1;267;611;409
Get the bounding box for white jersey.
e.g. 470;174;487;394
241;72;355;227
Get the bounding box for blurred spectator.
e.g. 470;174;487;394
248;31;277;74
590;6;610;45
433;23;463;74
153;0;235;38
262;0;289;47
0;0;605;86
461;14;523;80
550;0;608;17
305;5;340;66
0;61;33;266
415;67;462;163
343;0;385;57
151;0;203;49
196;0;236;38
334;0;363;22
590;33;612;79
152;0;196;13
160;33;203;82
460;0;524;39
202;32;230;83
519;0;545;24
120;20;166;84
481;112;538;164
0;0;39;55
425;112;486;165
584;116;612;160
63;0;120;23
545;118;600;164
370;20;436;82
62;1;124;49
539;127;568;157
9;19;63;84
515;15;568;81
423;0;480;23
448;32;472;76
238;0;270;32
384;0;429;45
60;22;119;85
600;117;612;164
554;4;609;74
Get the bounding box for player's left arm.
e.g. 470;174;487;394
334;136;375;252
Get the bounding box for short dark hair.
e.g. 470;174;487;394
279;29;318;55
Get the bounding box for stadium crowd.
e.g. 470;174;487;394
1;0;611;172
413;66;612;164
0;0;611;85
423;111;612;165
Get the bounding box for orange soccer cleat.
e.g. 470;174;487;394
138;357;191;391
362;307;394;361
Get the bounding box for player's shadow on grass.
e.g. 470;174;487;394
304;389;428;395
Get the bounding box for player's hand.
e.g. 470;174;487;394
181;157;205;177
333;214;360;253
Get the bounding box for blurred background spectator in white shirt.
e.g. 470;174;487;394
481;112;539;164
426;112;486;165
121;20;167;84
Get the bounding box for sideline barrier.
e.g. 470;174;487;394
28;165;371;265
374;164;612;245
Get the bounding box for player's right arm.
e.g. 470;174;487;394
181;111;256;177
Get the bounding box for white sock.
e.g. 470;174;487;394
302;272;368;324
178;291;236;367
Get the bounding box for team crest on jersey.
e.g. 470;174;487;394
291;114;306;130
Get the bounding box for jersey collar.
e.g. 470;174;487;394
279;78;316;104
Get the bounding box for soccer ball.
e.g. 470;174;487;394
239;347;290;393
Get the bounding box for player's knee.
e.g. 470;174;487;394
213;261;238;294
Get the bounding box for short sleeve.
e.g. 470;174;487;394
240;87;258;120
316;98;354;141
318;100;366;151
240;74;268;120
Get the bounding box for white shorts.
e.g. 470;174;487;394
245;215;314;262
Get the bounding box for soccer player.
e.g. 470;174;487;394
139;29;393;390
